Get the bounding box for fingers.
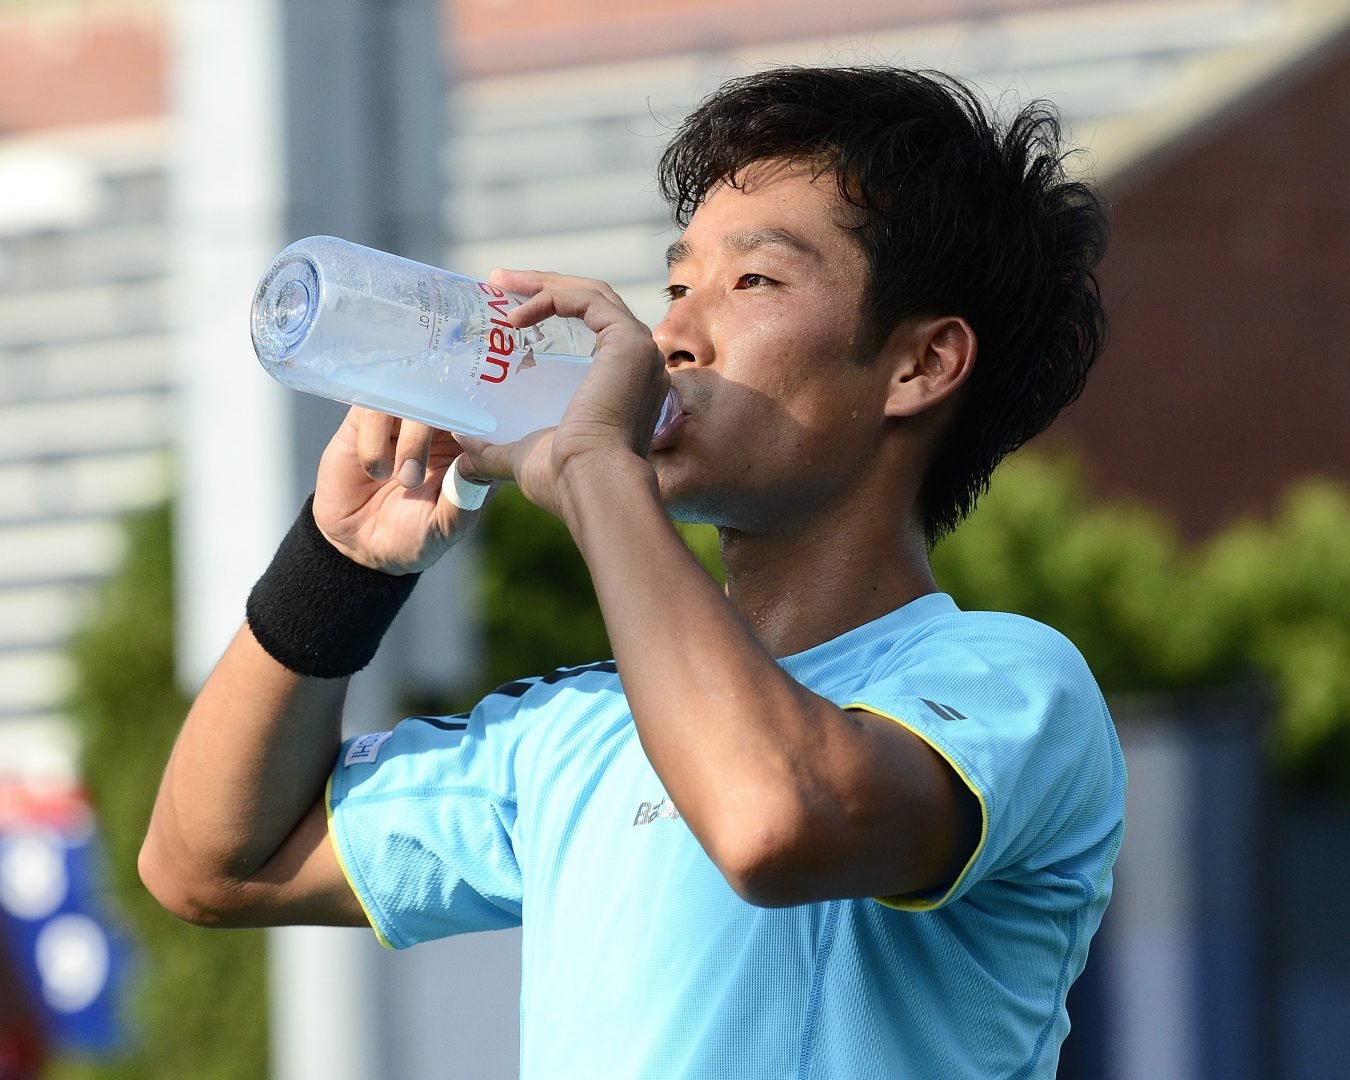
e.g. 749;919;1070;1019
488;269;638;333
488;268;628;310
353;408;397;480
515;290;653;344
351;407;437;488
393;420;435;488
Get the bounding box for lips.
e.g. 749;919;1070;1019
648;406;688;453
648;382;689;452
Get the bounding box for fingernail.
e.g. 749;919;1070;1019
398;459;425;488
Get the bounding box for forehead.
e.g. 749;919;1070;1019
669;161;857;262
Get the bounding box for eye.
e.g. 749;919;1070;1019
663;283;690;302
736;273;774;289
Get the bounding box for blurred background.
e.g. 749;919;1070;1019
0;0;1347;1077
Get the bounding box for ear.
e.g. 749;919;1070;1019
882;316;976;419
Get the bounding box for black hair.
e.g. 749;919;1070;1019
657;66;1109;543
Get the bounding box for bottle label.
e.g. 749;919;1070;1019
475;281;516;385
418;273;521;387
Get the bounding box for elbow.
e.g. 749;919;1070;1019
137;835;245;928
719;857;800;909
706;804;827;909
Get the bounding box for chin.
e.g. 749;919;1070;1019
654;456;741;528
667;505;723;527
657;477;722;527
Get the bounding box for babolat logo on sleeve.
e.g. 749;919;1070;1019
344;731;393;766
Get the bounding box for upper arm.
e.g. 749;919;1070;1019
235;797;371;928
142;797;369;930
837;628;1124;912
714;695;984;908
848;706;985;901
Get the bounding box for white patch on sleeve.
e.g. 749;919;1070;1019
344;731;393;767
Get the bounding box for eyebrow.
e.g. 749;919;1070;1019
665;227;822;268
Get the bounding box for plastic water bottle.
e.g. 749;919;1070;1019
250;235;677;443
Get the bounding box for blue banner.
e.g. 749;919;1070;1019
0;781;135;1057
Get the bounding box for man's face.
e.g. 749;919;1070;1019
651;160;898;535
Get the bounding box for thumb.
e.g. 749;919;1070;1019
452;435;519;484
453;429;561;518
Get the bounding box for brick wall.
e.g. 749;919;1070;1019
0;7;165;133
0;0;1111;128
1051;33;1350;537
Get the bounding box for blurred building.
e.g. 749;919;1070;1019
0;0;169;800
4;0;1346;807
0;5;169;1061
1052;17;1350;537
1;0;1347;1075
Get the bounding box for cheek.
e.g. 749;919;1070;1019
709;293;872;435
721;314;840;393
763;333;865;425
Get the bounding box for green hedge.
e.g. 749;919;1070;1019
931;456;1350;791
470;488;723;700
53;506;267;1080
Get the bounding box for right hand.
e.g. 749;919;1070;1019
312;406;490;575
453;269;671;526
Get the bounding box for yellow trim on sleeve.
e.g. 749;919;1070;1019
844;702;990;912
325;772;395;950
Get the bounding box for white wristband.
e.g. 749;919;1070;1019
443;454;490;511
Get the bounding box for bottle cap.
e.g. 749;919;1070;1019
652;386;682;443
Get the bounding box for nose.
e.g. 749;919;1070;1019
652;303;705;369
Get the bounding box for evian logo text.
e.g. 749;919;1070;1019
476;281;515;384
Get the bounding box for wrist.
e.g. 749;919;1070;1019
556;448;658;535
246;495;420;677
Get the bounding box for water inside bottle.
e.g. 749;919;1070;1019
252;238;607;441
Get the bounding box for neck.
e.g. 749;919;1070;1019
718;506;937;658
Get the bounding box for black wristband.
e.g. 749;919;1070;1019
245;495;420;677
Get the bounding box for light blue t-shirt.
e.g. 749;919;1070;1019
327;592;1125;1078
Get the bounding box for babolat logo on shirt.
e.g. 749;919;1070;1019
633;797;681;826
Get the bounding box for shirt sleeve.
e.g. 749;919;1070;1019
326;693;529;950
844;616;1125;912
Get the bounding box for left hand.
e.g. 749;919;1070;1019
455;270;671;519
313;407;490;574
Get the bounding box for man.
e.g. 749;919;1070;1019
141;66;1124;1077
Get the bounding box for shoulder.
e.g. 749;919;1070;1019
890;607;1112;759
909;605;1093;676
854;604;1124;904
838;600;1121;823
814;597;1102;722
479;659;623;708
333;659;628;799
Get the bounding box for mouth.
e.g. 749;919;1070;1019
648;407;688;453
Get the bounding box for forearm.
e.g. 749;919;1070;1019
140;408;487;926
140;624;349;914
559;451;970;905
140;490;424;920
559;455;864;895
